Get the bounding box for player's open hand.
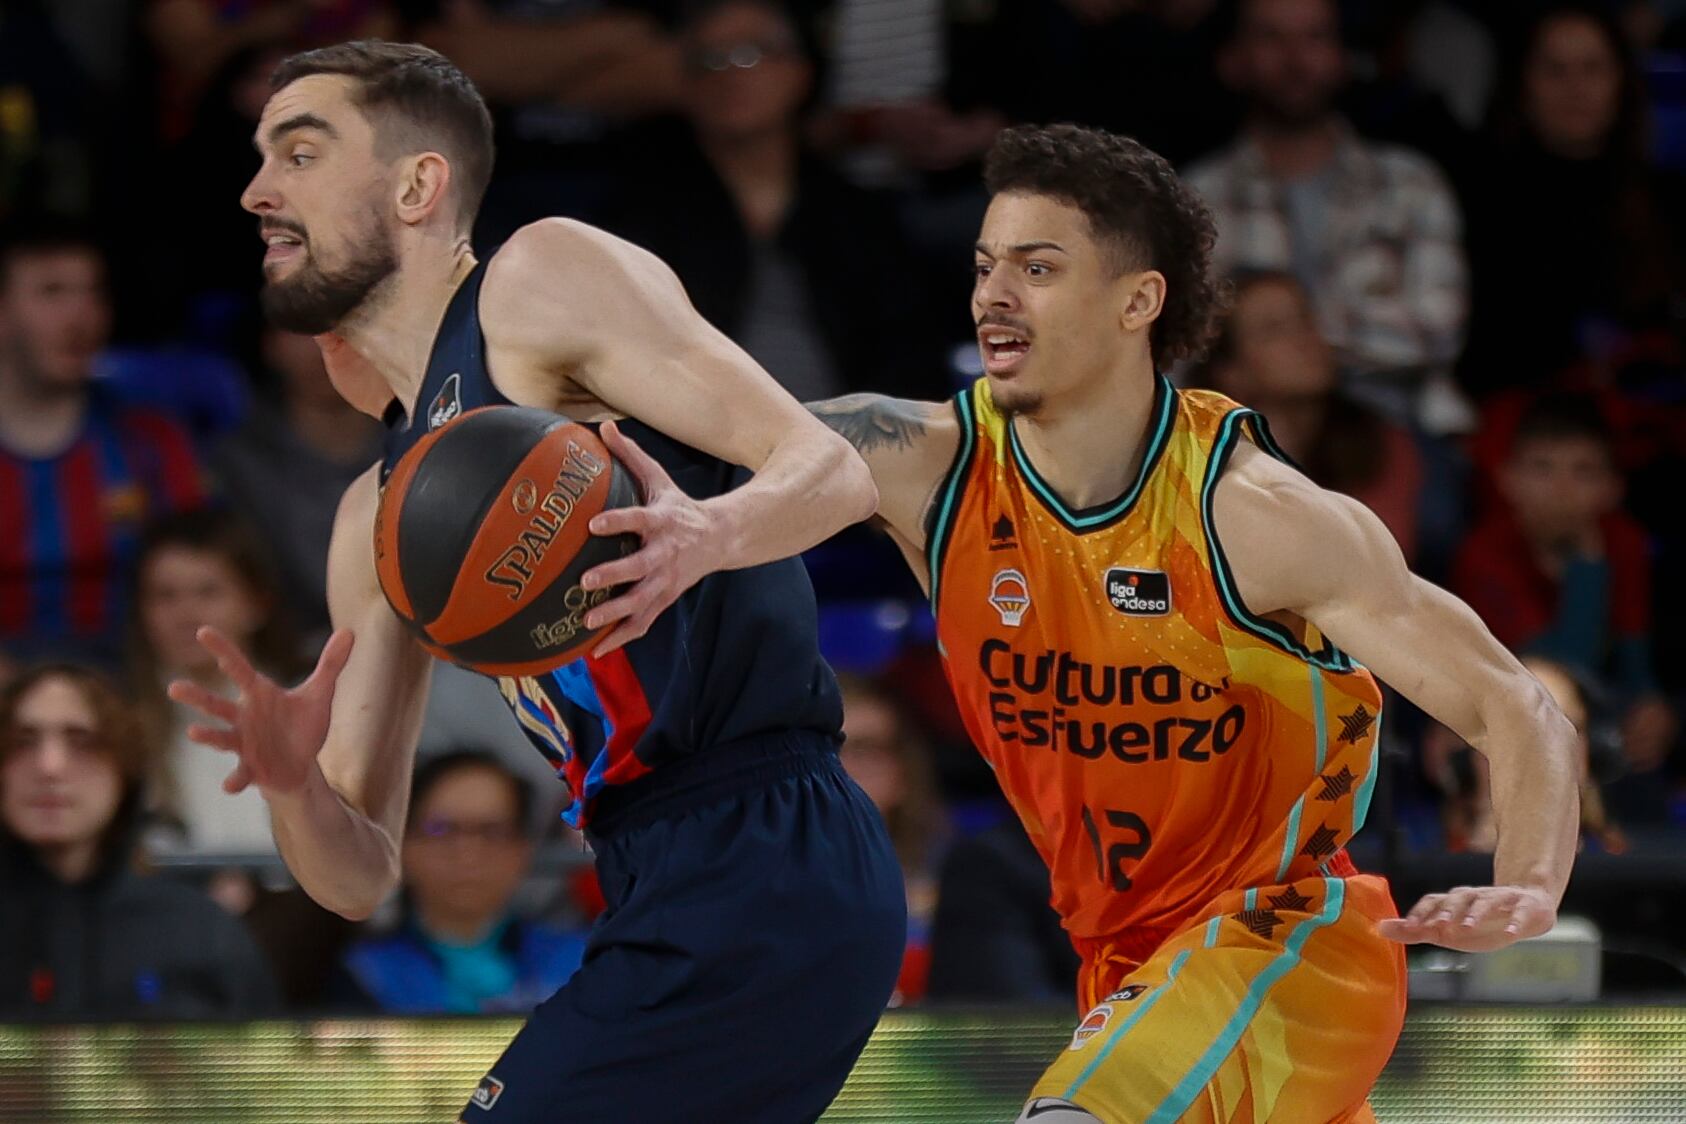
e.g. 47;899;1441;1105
1378;885;1557;951
580;420;717;658
167;627;355;796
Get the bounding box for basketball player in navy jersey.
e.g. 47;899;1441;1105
166;40;906;1123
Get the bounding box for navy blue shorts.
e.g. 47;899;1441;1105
461;733;907;1124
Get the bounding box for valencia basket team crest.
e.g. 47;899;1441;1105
989;569;1031;626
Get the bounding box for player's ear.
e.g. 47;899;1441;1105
395;151;452;227
1120;270;1167;335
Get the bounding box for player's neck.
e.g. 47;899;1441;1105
1012;355;1162;513
336;237;477;422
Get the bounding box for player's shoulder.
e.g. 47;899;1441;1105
487;218;663;292
809;392;960;467
333;462;384;533
1213;441;1347;544
1213;442;1397;612
481;219;678;351
809;392;960;544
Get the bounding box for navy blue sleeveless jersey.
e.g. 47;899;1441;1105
380;261;843;830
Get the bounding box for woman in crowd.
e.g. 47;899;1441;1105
0;663;276;1017
128;508;303;858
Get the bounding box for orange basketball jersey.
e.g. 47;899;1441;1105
929;374;1385;941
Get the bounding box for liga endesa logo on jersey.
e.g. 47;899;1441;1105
1105;567;1172;616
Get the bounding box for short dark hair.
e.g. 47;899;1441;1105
410;750;534;833
984;124;1226;368
271;40;495;231
1511;392;1616;457
0;216;104;287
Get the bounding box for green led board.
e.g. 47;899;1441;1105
0;1006;1681;1121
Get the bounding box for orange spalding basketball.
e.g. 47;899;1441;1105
374;406;641;675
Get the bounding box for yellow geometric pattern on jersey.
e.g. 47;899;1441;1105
928;374;1386;942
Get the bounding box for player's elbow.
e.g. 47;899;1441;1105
822;429;879;525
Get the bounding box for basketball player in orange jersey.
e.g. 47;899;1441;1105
167;40;910;1124
810;124;1580;1123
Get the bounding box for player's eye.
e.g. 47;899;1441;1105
972;263;992;279
289;151;314;168
1027;262;1052;278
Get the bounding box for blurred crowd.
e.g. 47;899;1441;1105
3;0;1686;1019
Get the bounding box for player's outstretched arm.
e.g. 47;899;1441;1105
170;467;433;919
806;393;959;589
481;219;878;652
1215;443;1579;952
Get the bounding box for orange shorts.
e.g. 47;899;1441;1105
1032;873;1406;1123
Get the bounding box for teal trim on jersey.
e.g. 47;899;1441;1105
1008;372;1176;532
1063;949;1193;1101
1204;916;1223;948
1277;663;1331;881
1243;887;1259;911
1351;701;1384;837
1310;664;1329;771
1199;409;1356;673
1144;879;1347;1124
925;387;979;617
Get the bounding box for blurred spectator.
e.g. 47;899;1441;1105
1392;1;1497;133
1202;269;1430;565
1428;656;1628;854
1462;2;1686;394
407;0;685;241
212;328;381;644
839;674;947;1005
939;0;1234;169
1338;1;1491;192
604;0;948;401
339;751;585;1014
129;509;304;857
1185;0;1470;431
0;221;205;668
0;1;95;222
165;44;293;349
926;816;1079;1004
813;0;1003;185
147;0;398;143
1453;392;1677;794
0;663;278;1018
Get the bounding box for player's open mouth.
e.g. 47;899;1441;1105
980;329;1031;375
262;230;306;265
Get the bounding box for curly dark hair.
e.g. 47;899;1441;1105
983;124;1226;368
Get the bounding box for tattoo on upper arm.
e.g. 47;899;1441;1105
808;394;928;454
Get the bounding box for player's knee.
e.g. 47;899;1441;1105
1016;1097;1104;1123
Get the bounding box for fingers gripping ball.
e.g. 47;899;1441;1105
375;406;641;675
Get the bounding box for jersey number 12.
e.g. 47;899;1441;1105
1081;807;1151;892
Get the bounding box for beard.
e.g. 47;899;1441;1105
989;378;1044;420
260;216;398;335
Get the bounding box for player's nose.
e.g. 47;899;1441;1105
975;270;1019;312
240;168;278;215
